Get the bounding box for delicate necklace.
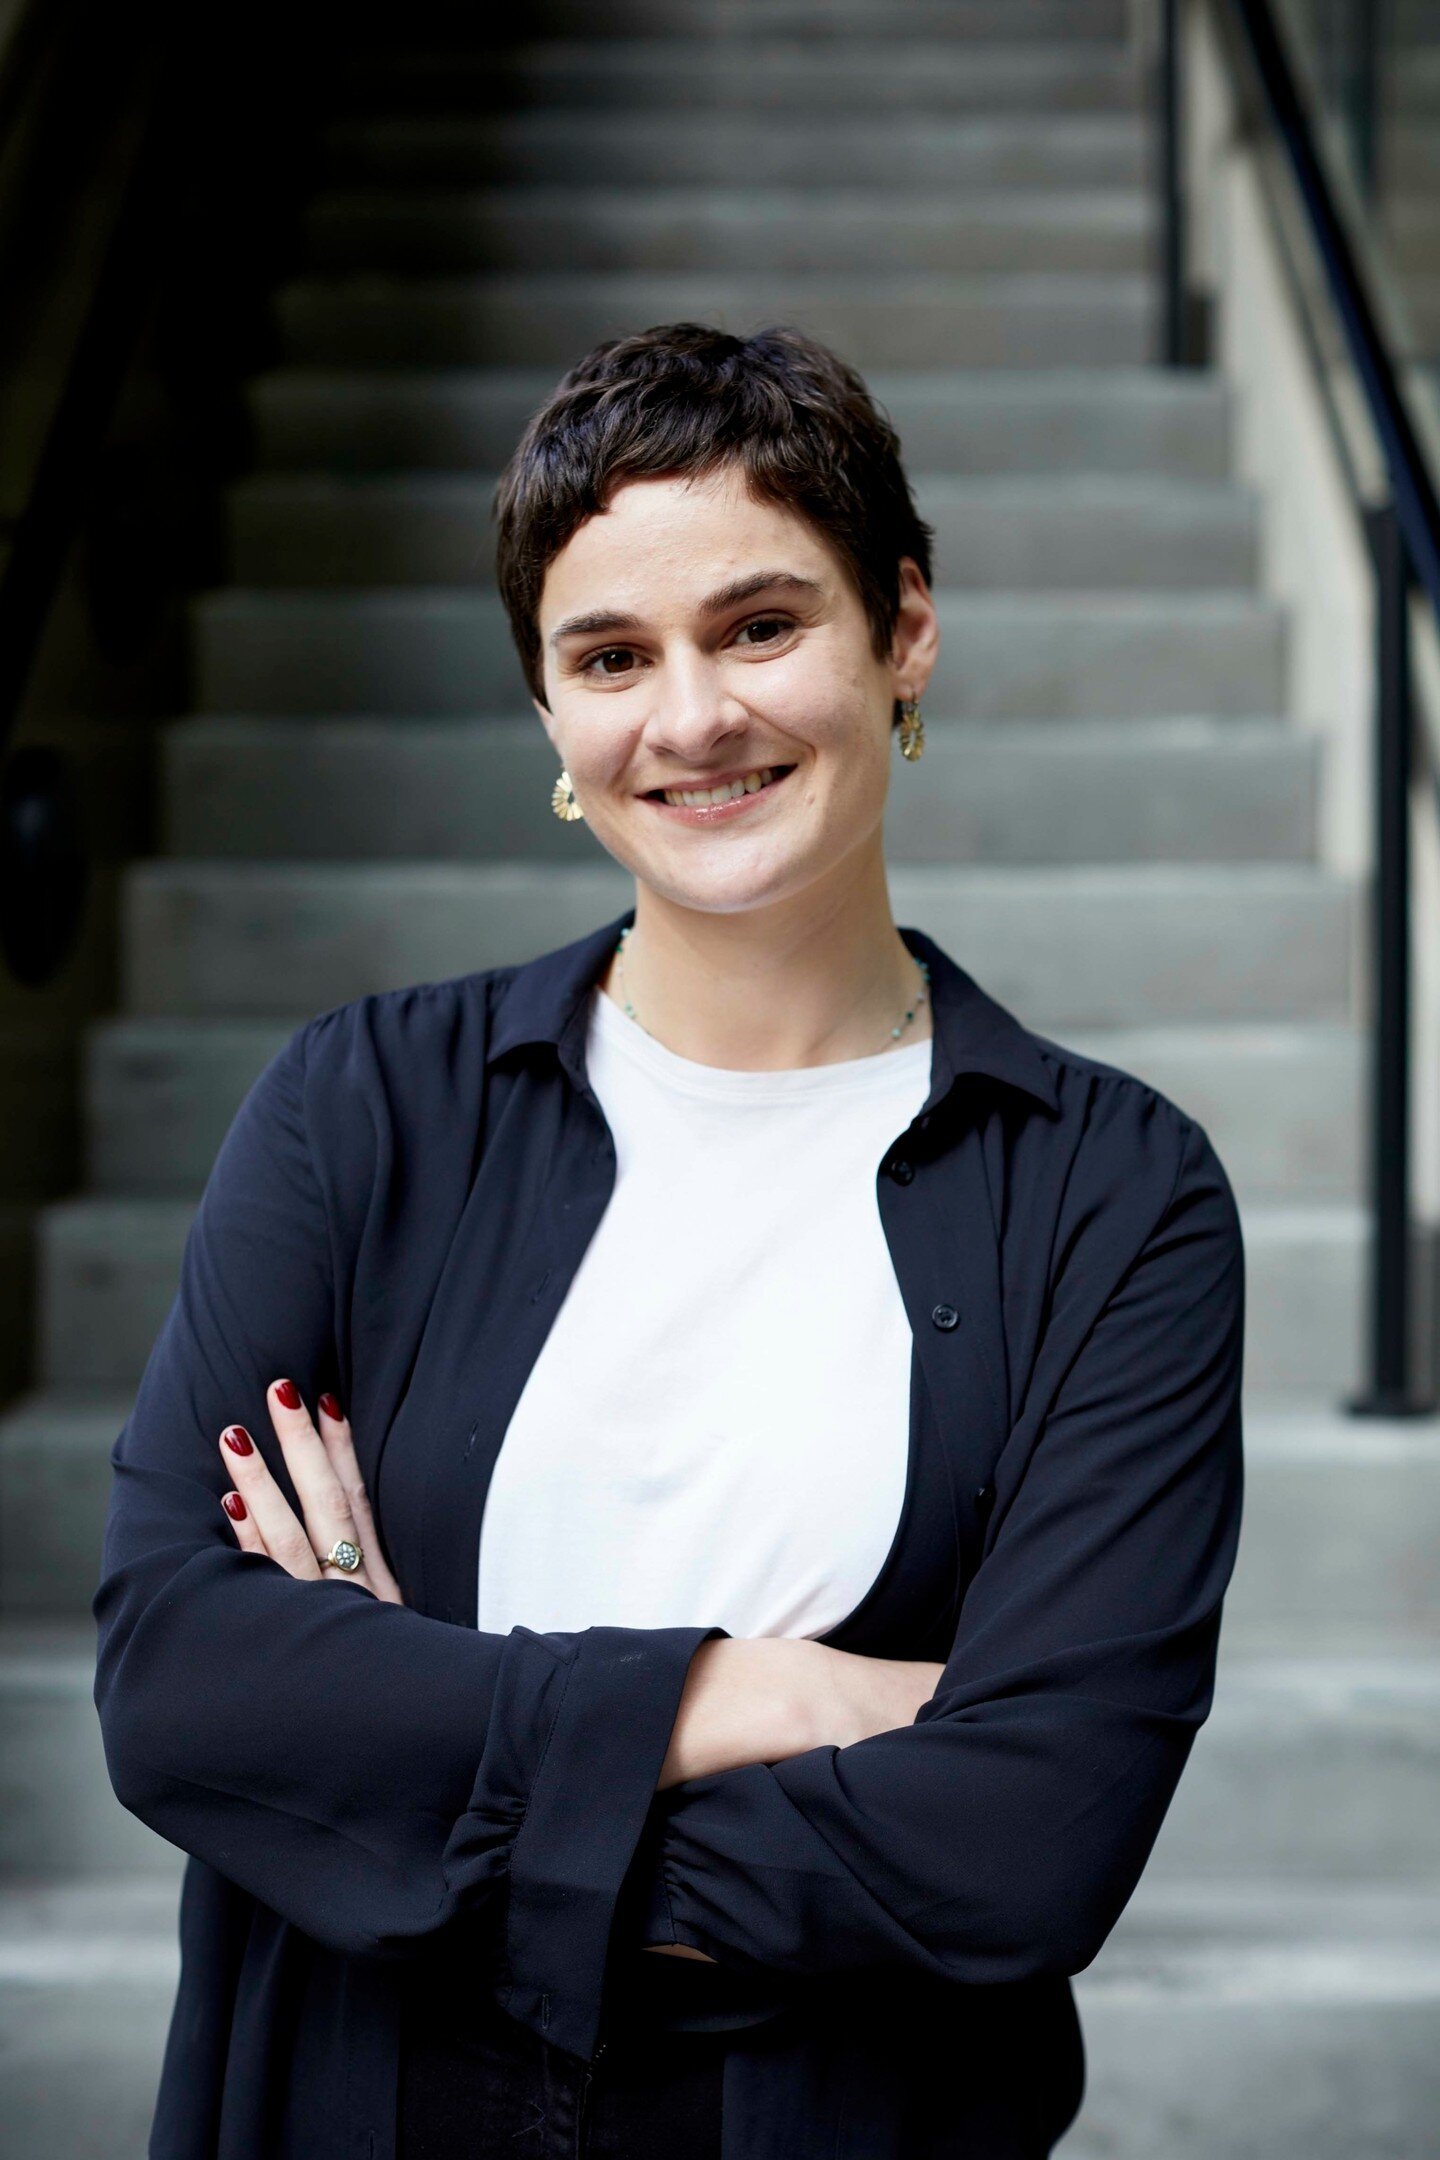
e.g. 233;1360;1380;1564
611;925;931;1053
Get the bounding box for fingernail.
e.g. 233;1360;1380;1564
275;1379;302;1409
319;1391;342;1420
222;1491;247;1521
222;1425;254;1455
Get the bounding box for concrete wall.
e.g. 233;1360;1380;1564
1182;0;1440;1234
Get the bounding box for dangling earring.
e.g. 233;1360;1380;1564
551;768;585;821
897;699;925;761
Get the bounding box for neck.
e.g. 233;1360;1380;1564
599;852;932;1071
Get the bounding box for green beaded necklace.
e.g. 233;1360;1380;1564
612;924;931;1052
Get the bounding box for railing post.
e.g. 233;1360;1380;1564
1159;0;1208;366
1344;0;1381;207
1347;501;1435;1415
1160;0;1187;365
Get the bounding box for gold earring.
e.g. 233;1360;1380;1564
897;699;925;760
551;768;585;821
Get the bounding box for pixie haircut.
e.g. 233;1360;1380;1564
493;321;935;723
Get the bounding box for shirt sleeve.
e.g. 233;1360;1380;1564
620;1111;1245;1986
91;1019;726;2065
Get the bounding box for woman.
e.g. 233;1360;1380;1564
93;322;1246;2160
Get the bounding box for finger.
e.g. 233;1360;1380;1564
219;1425;321;1580
220;1488;268;1560
316;1392;404;1603
266;1378;362;1572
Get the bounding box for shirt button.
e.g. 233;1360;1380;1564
931;1303;959;1331
887;1156;914;1184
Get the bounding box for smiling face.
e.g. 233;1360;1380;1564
532;463;939;920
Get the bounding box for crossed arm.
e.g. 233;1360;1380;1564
210;1370;944;1959
94;1019;1244;2065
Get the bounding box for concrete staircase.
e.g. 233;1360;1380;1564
3;4;1440;2154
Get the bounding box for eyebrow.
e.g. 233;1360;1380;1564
546;569;826;648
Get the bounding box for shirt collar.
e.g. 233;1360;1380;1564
483;906;1061;1120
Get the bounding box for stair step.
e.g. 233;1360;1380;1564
34;1186;1364;1401
9;1388;1434;1630
1397;276;1440;355
303;183;1154;277
320;110;1148;190
4;1614;1439;1874
0;1625;179;1876
275;268;1157;370
4;1871;1437;2160
246;367;1234;479
161;716;1313;867
226;472;1259;591
190;589;1286;719
1217;1394;1440;1655
1068;1879;1440;2160
329;40;1143;116
0;1876;181;2160
1381;125;1440;188
370;0;1133;37
79;1011;1363;1208
1378;200;1440;277
117;860;1349;1024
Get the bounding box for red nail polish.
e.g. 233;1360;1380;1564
319;1392;342;1421
222;1425;254;1454
275;1379;302;1409
222;1491;247;1521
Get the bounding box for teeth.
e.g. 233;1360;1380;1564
663;766;776;808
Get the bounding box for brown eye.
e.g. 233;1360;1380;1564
583;646;638;678
736;616;792;647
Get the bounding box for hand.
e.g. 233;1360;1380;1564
217;1379;405;1605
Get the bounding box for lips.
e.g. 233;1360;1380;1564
645;763;794;803
644;764;797;823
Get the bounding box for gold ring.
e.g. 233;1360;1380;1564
319;1538;363;1573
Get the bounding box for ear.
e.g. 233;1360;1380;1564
889;558;940;705
532;694;558;749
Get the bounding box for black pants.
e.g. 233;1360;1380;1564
397;1946;727;2160
396;1941;1086;2159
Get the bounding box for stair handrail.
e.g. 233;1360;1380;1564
1160;0;1439;1416
0;0;185;986
0;0;333;989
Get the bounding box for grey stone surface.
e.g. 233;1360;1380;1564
161;716;1312;866
6;1616;1440;1882
34;1185;1367;1396
246;367;1234;478
190;589;1284;718
226;472;1258;589
9;4;1438;2153
304;185;1155;278
117;860;1351;1025
11;1390;1440;1632
320;110;1149;189
80;1010;1364;1206
0;1626;178;1876
274;268;1156;370
331;41;1144;117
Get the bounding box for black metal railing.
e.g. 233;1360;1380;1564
1159;0;1440;1416
0;0;334;987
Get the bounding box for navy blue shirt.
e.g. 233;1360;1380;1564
93;907;1246;2159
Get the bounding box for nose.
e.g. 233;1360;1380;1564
642;646;747;761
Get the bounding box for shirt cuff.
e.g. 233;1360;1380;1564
481;1620;729;2063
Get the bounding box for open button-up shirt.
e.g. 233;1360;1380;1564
93;907;1246;2160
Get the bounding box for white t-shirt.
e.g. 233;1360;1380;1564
476;983;934;1642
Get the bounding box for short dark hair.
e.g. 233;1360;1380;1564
492;321;935;721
